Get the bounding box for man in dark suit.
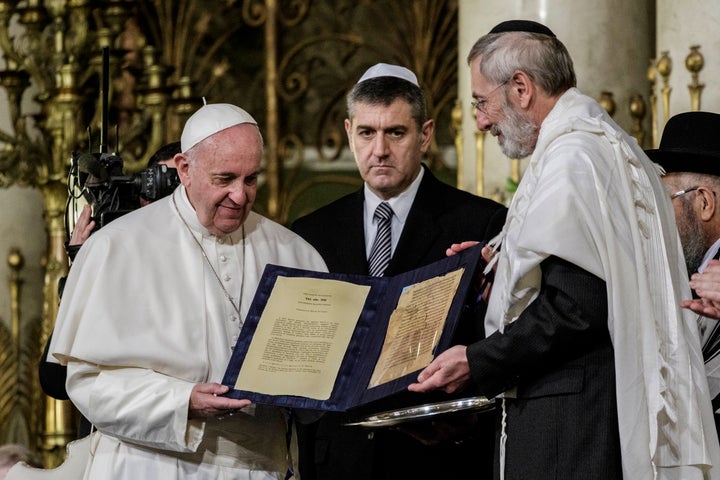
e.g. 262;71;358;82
409;20;720;479
646;111;720;434
292;63;506;480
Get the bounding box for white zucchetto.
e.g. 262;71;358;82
356;63;419;86
181;102;257;153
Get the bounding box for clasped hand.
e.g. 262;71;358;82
409;241;497;394
447;241;497;302
682;260;720;320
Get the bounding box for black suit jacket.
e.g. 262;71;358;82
467;256;622;480
292;166;507;480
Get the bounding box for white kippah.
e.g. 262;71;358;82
357;63;419;86
181;102;257;152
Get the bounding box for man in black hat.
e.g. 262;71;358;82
647;112;720;277
648;111;720;434
660;113;720;324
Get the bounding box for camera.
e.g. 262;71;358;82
72;151;180;228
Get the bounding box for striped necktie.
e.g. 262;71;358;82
368;202;393;276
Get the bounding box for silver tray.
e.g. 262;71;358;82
344;396;495;428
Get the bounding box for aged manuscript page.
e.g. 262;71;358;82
234;276;370;400
368;268;464;388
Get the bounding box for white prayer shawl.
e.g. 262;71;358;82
49;187;327;480
485;88;720;479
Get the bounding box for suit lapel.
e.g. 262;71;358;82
341;190;372;274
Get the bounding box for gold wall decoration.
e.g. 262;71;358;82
598;91;616;117
241;0;315;221
647;59;658;148
451;99;464;189
685;45;704;112
657;50;672;125
255;0;460;224
0;0;462;461
645;44;706;146
629;94;647;148
0;249;42;459
510;159;521;187
0;0;195;465
475;130;486;198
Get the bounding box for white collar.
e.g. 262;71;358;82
363;166;424;225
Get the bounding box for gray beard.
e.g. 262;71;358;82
677;200;709;275
493;95;538;159
681;234;706;276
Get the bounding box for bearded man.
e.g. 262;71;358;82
409;20;720;480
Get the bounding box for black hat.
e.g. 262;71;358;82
645;111;720;176
489;20;556;37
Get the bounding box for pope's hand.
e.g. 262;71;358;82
189;382;251;419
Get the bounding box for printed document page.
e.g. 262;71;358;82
234;276;370;399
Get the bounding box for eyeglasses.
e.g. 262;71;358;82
470;80;508;115
670;186;699;200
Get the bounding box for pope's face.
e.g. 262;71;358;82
346;99;433;200
176;123;261;236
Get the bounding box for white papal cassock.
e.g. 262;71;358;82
49;186;327;479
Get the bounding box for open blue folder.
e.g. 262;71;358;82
222;244;484;411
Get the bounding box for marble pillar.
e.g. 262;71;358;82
0;60;47;339
457;0;654;200
0;187;46;335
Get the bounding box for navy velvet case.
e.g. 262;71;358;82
222;244;484;411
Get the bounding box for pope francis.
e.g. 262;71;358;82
48;102;327;479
